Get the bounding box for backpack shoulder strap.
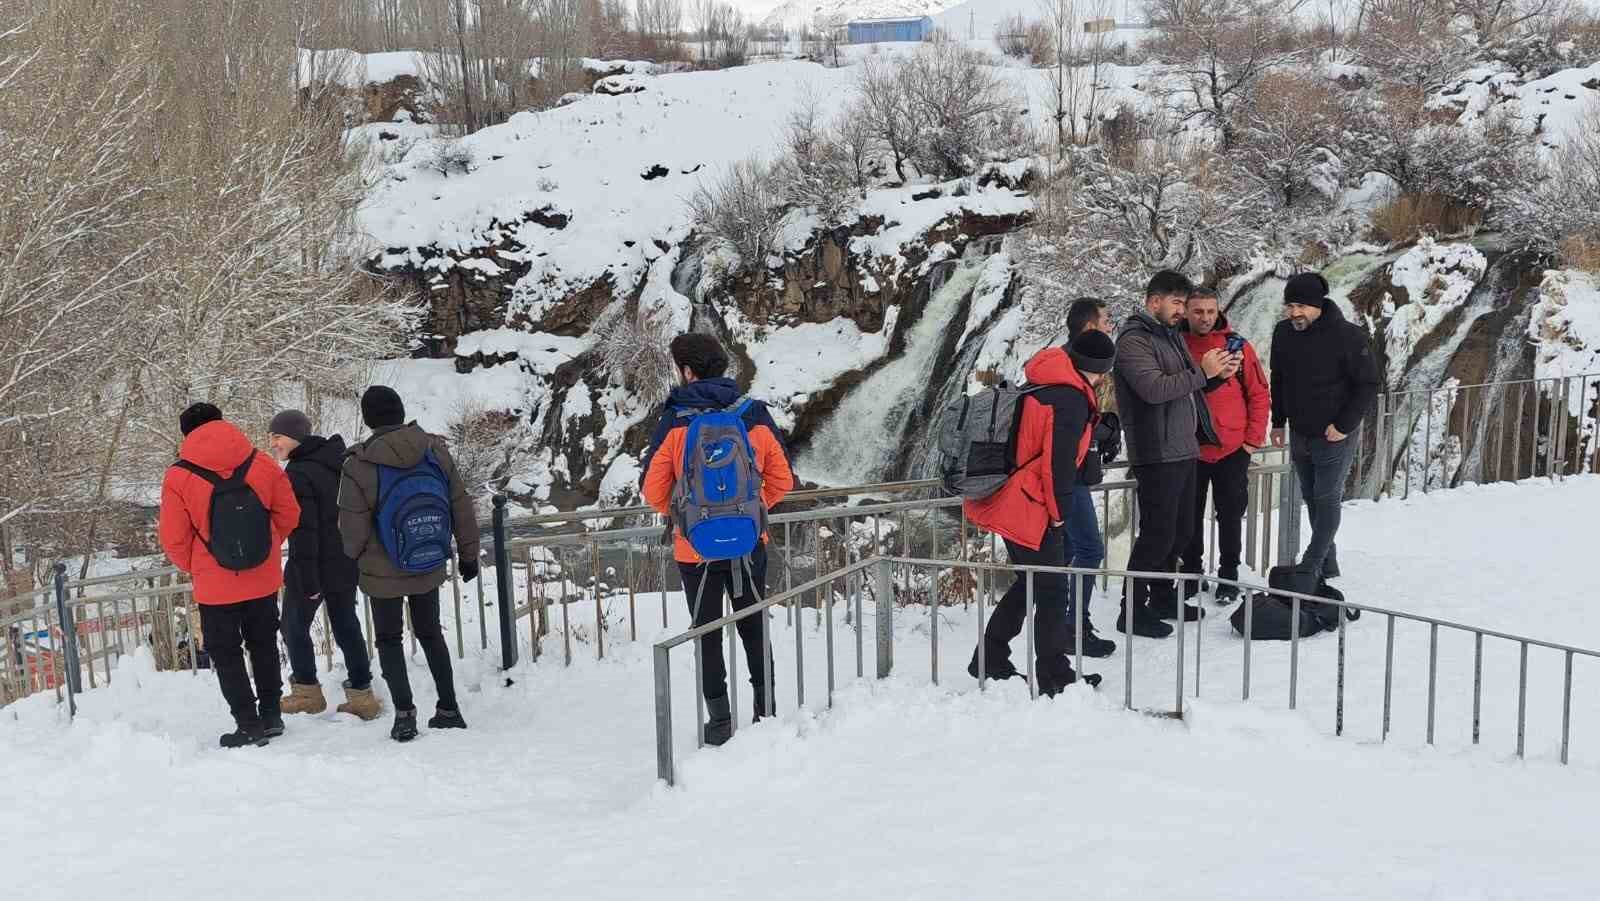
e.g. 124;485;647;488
726;396;754;418
173;460;220;485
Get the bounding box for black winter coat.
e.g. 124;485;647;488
1269;302;1381;438
285;434;360;598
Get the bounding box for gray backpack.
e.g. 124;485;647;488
937;382;1045;499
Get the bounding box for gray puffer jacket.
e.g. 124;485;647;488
337;423;482;599
1113;309;1219;466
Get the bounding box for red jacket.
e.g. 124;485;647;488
963;348;1096;551
159;420;300;605
1182;315;1270;463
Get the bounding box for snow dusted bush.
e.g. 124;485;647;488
591;301;677;407
686;157;783;279
1500;101;1600;260
429;139;476;177
1232;70;1344;214
771;91;856;227
444;397;536;505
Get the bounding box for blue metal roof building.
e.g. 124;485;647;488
847;16;934;44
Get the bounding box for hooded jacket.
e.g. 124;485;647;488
1114;308;1219;465
159;420;300;605
337;423;481;598
641;377;794;564
1269;301;1380;439
284;434;360;599
1182;313;1271;463
962;347;1097;552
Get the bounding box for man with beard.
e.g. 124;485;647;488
1269;273;1380;590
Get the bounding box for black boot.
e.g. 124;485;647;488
260;708;285;739
428;707;467;730
1147;597;1206;621
1214;582;1241;603
1039;656;1102;697
390;708;419;743
967;638;1020;680
703;695;733;747
1064;625;1117;658
219;720;269;749
1183;578;1202;601
1115;605;1174;639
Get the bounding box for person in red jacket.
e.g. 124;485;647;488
642;334;794;747
1179;288;1270;602
963;331;1115;695
159;403;300;748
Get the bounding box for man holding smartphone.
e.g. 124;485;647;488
1180;288;1270;602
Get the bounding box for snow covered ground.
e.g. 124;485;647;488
5;479;1600;899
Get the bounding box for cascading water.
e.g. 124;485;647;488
795;260;982;487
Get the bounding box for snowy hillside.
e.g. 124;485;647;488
5;480;1600;899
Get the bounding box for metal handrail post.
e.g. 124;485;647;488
492;496;518;671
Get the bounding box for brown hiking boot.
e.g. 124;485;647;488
337;687;382;721
280;682;327;715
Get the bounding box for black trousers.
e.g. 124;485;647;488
679;544;771;709
1181;448;1252;580
371;588;456;712
983;526;1072;680
1128;460;1198;608
199;595;282;728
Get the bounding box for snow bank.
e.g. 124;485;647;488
1383;239;1488;387
1529;269;1600;453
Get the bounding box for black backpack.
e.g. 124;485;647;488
1229;565;1358;640
175;452;273;572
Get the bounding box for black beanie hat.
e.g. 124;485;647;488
1284;272;1330;308
361;386;406;430
1067;329;1116;375
179;402;222;437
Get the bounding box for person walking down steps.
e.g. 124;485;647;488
642;333;794;748
338;387;482;743
267;409;380;721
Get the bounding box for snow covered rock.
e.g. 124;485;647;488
1381;239;1488;387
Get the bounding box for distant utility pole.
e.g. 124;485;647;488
969;9;975;40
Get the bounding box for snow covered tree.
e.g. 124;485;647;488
1233;71;1345;213
1017;134;1270;329
1355;0;1481;93
1500;102;1600;258
772;90;856;226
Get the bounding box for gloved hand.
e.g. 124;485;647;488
458;558;480;583
1096;412;1122;464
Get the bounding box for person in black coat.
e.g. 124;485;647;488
1269;274;1381;585
267;410;379;720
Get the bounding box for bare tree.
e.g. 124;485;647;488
1147;0;1308;148
1037;0;1116;151
772;89;856;225
686;158;783;278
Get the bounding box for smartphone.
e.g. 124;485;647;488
1225;334;1245;354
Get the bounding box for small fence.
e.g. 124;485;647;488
650;557;1600;784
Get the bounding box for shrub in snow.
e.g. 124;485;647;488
1499;101;1600;259
686;157;783;280
857;44;1029;183
429;139;475;178
592;301;677;407
771;91;856;227
444;398;535;505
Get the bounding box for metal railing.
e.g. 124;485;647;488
650;556;1600;784
489;451;1300;673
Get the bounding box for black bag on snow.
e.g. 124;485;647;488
1229;565;1356;640
174;451;273;572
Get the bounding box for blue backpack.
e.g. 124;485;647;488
375;448;454;573
670;399;767;561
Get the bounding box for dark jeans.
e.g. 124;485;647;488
1128;460;1198;608
984;526;1071;675
1181;448;1252;580
281;586;371;689
1292;433;1357;579
680;545;771;709
1061;484;1104;623
371;588;456;712
199;595;281;728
